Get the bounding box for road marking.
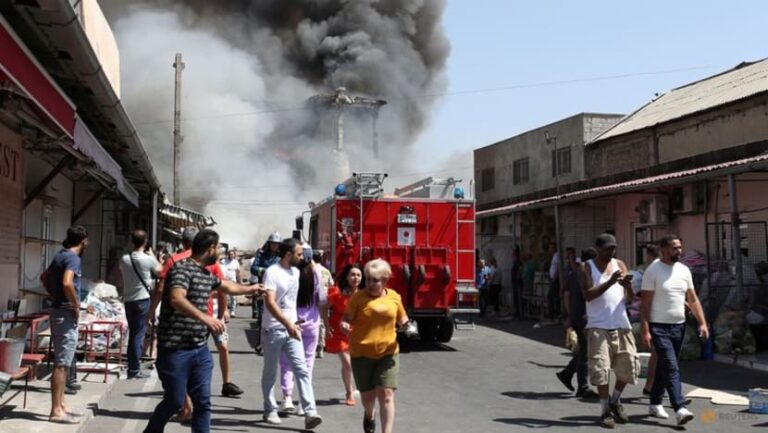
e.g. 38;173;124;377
119;373;159;433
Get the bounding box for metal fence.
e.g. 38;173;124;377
704;221;768;321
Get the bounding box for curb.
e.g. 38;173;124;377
712;354;768;374
76;373;121;433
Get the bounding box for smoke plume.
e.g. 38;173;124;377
101;0;450;247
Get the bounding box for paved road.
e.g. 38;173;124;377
83;309;768;432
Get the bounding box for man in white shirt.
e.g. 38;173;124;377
580;234;636;429
120;229;163;379
220;250;241;317
260;239;322;430
641;234;708;426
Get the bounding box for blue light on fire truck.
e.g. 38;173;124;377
335;184;347;196
454;187;465;199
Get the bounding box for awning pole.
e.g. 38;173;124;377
727;174;744;305
24;156;72;208
72;187;105;222
151;190;159;250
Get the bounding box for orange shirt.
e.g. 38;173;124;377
345;288;406;359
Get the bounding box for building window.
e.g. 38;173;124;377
479;216;498;235
481;167;495;192
513;158;529;185
552;147;572;176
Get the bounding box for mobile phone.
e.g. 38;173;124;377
624;274;634;281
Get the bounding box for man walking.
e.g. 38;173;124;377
220;249;241;317
641;235;708;426
42;226;88;424
581;234;637;428
260;238;323;429
251;232;282;354
144;229;263;433
556;247;598;399
121;229;163;379
155;228;245;402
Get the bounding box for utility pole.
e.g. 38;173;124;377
545;131;566;317
310;87;386;182
172;53;184;206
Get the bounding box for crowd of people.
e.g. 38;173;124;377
41;225;411;433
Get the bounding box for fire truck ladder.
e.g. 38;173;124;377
348;173;387;261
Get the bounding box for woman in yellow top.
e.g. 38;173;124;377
341;259;409;433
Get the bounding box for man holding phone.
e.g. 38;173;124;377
580;233;637;429
641;235;708;426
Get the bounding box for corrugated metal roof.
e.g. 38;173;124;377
477;152;768;217
593;59;768;142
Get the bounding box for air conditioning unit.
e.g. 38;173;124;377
669;184;706;214
636;196;669;226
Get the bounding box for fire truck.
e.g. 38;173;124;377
303;173;478;343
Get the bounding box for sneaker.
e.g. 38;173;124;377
675;408;694;426
576;388;599;399
609;401;628;424
128;371;151;379
222;382;243;397
280;398;295;414
263;412;281;425
316;348;324;359
67;382;82;391
305;413;323;430
600;411;616;429
556;370;575;392
64;387;78;395
649;404;669;419
231;311;237;318
363;412;376;433
297;406;305;416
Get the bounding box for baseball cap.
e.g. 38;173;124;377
595;233;617;248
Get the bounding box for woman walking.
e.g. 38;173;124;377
341;259;410;433
279;245;327;415
323;264;363;406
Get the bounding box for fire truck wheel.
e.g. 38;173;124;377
417;318;438;342
436;317;455;343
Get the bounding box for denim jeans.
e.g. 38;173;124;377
649;323;686;410
125;298;150;376
144;345;213;433
280;323;320;396
561;323;588;391
261;328;317;416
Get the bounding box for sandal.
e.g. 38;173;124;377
49;414;81;424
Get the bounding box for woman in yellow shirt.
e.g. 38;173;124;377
341;259;410;433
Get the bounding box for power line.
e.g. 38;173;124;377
133;65;713;127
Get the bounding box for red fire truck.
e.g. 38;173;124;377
303;173;478;343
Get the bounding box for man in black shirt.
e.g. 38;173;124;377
144;229;264;433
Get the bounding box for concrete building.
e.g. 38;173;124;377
473;113;623;307
478;59;768;336
0;1;216;315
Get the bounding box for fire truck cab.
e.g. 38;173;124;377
305;173;479;343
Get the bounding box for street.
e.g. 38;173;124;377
82;309;768;433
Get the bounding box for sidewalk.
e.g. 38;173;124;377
0;368;120;433
481;315;768;399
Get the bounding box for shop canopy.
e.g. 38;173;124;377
477;152;768;218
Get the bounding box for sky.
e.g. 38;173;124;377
409;0;768;187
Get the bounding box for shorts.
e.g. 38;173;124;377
351;354;399;392
51;307;78;367
587;328;639;386
213;324;229;346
